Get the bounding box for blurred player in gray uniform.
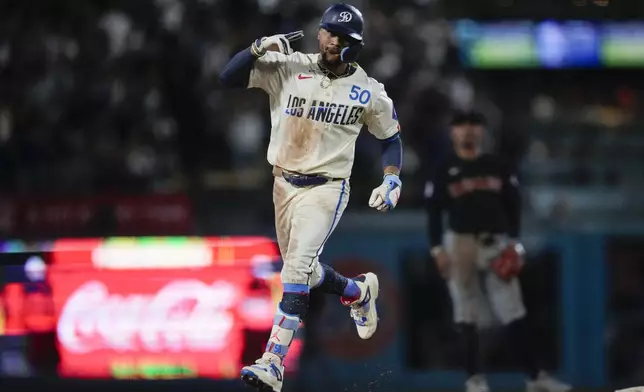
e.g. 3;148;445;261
425;111;571;392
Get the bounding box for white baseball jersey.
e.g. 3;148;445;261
248;51;400;179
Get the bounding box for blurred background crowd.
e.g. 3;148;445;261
1;0;644;391
3;0;644;228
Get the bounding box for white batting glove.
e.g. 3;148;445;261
251;30;304;57
368;174;402;212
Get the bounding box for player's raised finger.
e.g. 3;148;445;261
285;30;304;42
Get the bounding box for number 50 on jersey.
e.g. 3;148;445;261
349;85;371;105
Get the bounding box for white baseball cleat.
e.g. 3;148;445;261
341;272;379;340
526;371;572;392
465;374;490;392
240;354;284;392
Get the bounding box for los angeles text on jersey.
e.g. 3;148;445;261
284;94;365;126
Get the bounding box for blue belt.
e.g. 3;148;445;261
273;167;342;188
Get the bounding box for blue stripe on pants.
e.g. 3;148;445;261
306;179;346;286
314;179;346;258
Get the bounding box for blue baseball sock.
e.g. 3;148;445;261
313;263;363;299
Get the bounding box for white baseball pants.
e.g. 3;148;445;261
444;231;527;326
273;176;349;287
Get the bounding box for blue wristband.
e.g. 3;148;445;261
380;133;403;170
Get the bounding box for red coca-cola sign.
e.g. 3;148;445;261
49;267;251;378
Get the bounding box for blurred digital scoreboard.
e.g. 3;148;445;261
454;20;644;68
454;20;539;68
601;22;644;67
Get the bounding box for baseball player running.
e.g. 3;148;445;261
219;4;403;392
425;111;571;392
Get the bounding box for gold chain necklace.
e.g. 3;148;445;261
317;61;351;89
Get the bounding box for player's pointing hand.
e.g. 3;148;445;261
283;31;305;42
251;30;304;57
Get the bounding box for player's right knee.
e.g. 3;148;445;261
280;283;310;319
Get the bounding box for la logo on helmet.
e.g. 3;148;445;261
338;11;352;22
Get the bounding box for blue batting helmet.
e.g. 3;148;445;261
319;3;364;43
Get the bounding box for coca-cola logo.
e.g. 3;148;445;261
57;280;239;354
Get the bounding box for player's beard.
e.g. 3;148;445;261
319;55;350;80
321;52;340;65
320;46;343;69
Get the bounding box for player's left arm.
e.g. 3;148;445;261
364;83;402;212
